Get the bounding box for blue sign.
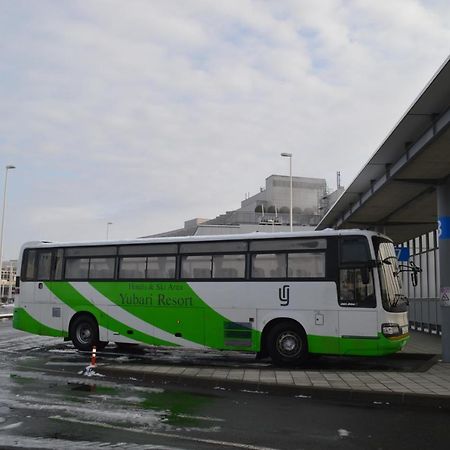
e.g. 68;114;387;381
438;216;450;240
395;246;410;262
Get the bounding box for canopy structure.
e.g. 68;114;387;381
317;57;450;244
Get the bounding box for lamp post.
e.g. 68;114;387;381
280;153;293;232
0;165;16;299
106;222;113;240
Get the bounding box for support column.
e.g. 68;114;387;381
438;178;450;362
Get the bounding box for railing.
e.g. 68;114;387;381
408;297;441;335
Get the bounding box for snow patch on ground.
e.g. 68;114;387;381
78;365;105;377
240;389;268;395
338;428;350;438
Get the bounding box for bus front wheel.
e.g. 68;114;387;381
266;322;308;366
70;315;107;351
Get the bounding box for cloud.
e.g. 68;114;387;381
0;0;449;259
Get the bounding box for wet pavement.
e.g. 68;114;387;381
96;330;450;406
1;319;450;448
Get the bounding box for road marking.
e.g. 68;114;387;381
0;421;23;430
50;415;279;450
0;434;179;449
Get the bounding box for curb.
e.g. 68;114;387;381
100;364;450;410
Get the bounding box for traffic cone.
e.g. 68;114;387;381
91;345;97;367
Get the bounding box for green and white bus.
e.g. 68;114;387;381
13;230;412;365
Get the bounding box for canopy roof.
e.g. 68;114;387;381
317;56;450;244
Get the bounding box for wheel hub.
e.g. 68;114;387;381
277;332;301;357
77;325;92;345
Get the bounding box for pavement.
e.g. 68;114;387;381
100;331;450;408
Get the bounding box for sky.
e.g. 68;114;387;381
1;0;449;261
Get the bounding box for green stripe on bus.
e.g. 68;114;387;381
307;333;409;356
13;307;67;338
45;282;176;347
90;281;262;351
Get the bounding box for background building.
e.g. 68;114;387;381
0;260;16;304
147;174;344;238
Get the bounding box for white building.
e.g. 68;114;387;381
1;260;16;303
147;174;344;238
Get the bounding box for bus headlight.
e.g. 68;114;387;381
382;323;402;337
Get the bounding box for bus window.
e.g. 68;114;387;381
66;246;116;257
65;258;89;279
146;256;176;279
339;268;375;308
89;257;115;279
54;249;64;280
340;237;371;264
119;257;146;279
181;255;212;278
118;243;177;255
36;251;52;280
251;254;286;278
180;241;247;254
212;254;245;278
250;238;326;252
23;249;37;280
288;252;325;278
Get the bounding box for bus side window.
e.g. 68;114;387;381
212;254;245;279
54;249;64;280
251;254;286;278
119;257;146;279
339;268;375;308
147;256;176;279
287;252;325;278
89;257;115;279
181;255;212;279
65;258;89;279
23;249;37;280
36;251;52;280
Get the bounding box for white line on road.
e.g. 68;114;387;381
50;415;280;450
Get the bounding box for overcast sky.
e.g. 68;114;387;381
1;0;449;260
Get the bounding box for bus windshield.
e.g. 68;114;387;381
373;237;407;312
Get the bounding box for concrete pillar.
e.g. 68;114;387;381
438;178;450;361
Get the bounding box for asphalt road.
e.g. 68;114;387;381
1;319;450;449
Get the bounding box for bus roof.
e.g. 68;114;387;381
20;229;390;250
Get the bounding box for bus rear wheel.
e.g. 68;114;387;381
266;322;308;366
70;315;107;351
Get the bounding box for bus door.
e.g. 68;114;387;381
337;237;378;353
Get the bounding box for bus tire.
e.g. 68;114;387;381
266;321;308;366
70;315;107;351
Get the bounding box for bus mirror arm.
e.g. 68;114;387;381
381;256;396;265
395;261;422;274
393;261;422;287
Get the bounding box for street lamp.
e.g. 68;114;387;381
0;165;16;299
280;153;293;232
106;222;113;240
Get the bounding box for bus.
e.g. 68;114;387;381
13;230;414;365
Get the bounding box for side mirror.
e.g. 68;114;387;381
411;271;418;287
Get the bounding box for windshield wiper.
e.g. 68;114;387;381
392;293;408;308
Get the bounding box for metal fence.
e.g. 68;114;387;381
408;297;441;335
399;229;442;335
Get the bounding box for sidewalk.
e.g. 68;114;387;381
101;331;450;408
